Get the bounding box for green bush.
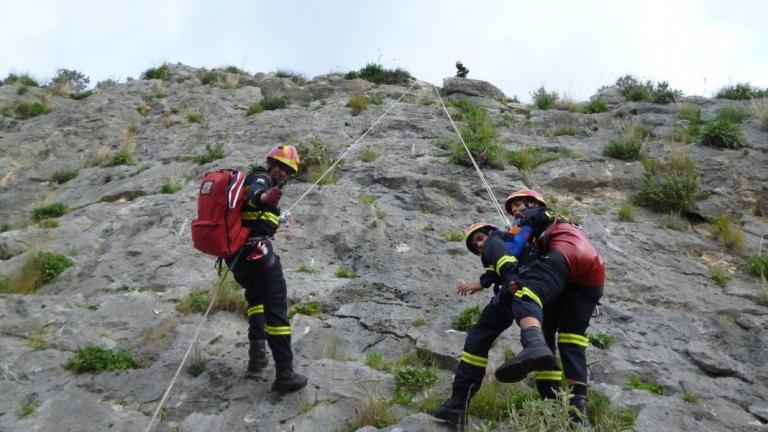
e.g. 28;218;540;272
295;139;340;184
51;69;90;94
613;75;682;103
588;332;615;349
246;103;264;116
142;64;170;80
636;152;699;213
32;202;69;221
530;86;558;110
677;104;702;123
288;301;321;318
345;63;413;85
15;102;47;119
714;106;752;123
200;71;217;85
715;83;768;100
626;377;664;395
699;118;744;149
347;94;369;115
65;345;137;374
70;90;93;100
603;123;651;160
447;99;501;167
3;73;39;86
275;69;307;86
193;143;225;165
262;96;289;110
452;305;481;331
224;66;246;74
583;98;609;113
710;265;731;287
588;389;637;429
17;403;36;419
4;251;73;293
394;365;438;391
746;254;768;278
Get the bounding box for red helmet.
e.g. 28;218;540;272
505;189;547;214
266;145;300;174
463;222;497;255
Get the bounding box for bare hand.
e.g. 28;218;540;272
457;279;483;296
507;280;519;294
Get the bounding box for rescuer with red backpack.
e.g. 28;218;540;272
192;145;307;393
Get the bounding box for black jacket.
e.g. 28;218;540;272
241;167;281;237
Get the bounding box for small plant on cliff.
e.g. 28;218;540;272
345;63;412;85
65;345;137;374
142;64;170;80
452;305;481;331
347;94;369;116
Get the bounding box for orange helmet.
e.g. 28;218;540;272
505;189;547;214
266;145;300;174
463;222;497;255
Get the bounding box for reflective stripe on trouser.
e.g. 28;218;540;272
453;301;516;401
558;333;589;383
231;255;293;365
509;249;571;323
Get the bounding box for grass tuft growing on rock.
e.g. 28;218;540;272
262;96;289;110
335;266;357;278
636;151;698;213
714;106;752;123
365;351;392;371
17;402;36;419
603;122;651;160
193;143;225;165
715;83;767;100
452;304;481;331
65;345;137;374
708;215;745;253
32;202;68;222
617;201;636;222
246;103;264;116
346;395;398;430
288;301;321;318
15;101;48;119
446;99;501;168
51;169;78;185
626;377;664;395
347;94;369;116
359;147;378;162
160;176;182;194
295;139;339;184
530;86;558;110
5;251;73;294
588;331;615;349
699;117;744;149
710;265;731;287
443;228;463;242
746;254;768;278
177;278;247;316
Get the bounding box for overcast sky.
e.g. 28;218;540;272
1;0;766;101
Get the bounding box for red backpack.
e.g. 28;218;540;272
191;169;251;257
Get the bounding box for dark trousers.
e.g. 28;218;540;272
453;300;516;399
511;249;603;384
227;242;293;365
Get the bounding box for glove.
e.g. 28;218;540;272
259;187;282;207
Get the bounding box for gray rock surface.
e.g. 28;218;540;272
1;66;767;431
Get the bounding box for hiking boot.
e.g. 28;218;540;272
495;327;554;383
569;394;590;427
428;397;469;425
272;362;308;393
245;340;269;377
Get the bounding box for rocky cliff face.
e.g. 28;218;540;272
1;65;767;432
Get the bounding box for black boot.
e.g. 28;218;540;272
495;327;554;383
569;384;590;427
536;379;562;400
245;340;269;377
272;362;308;393
428;380;477;425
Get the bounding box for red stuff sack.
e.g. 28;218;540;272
190;169;250;257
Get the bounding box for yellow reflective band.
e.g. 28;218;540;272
534;370;563;381
495;255;518;275
485;266;494;272
241;211;280;224
265;325;291;336
558;333;589;347
514;287;543;308
247;305;264;316
460;351;488;368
